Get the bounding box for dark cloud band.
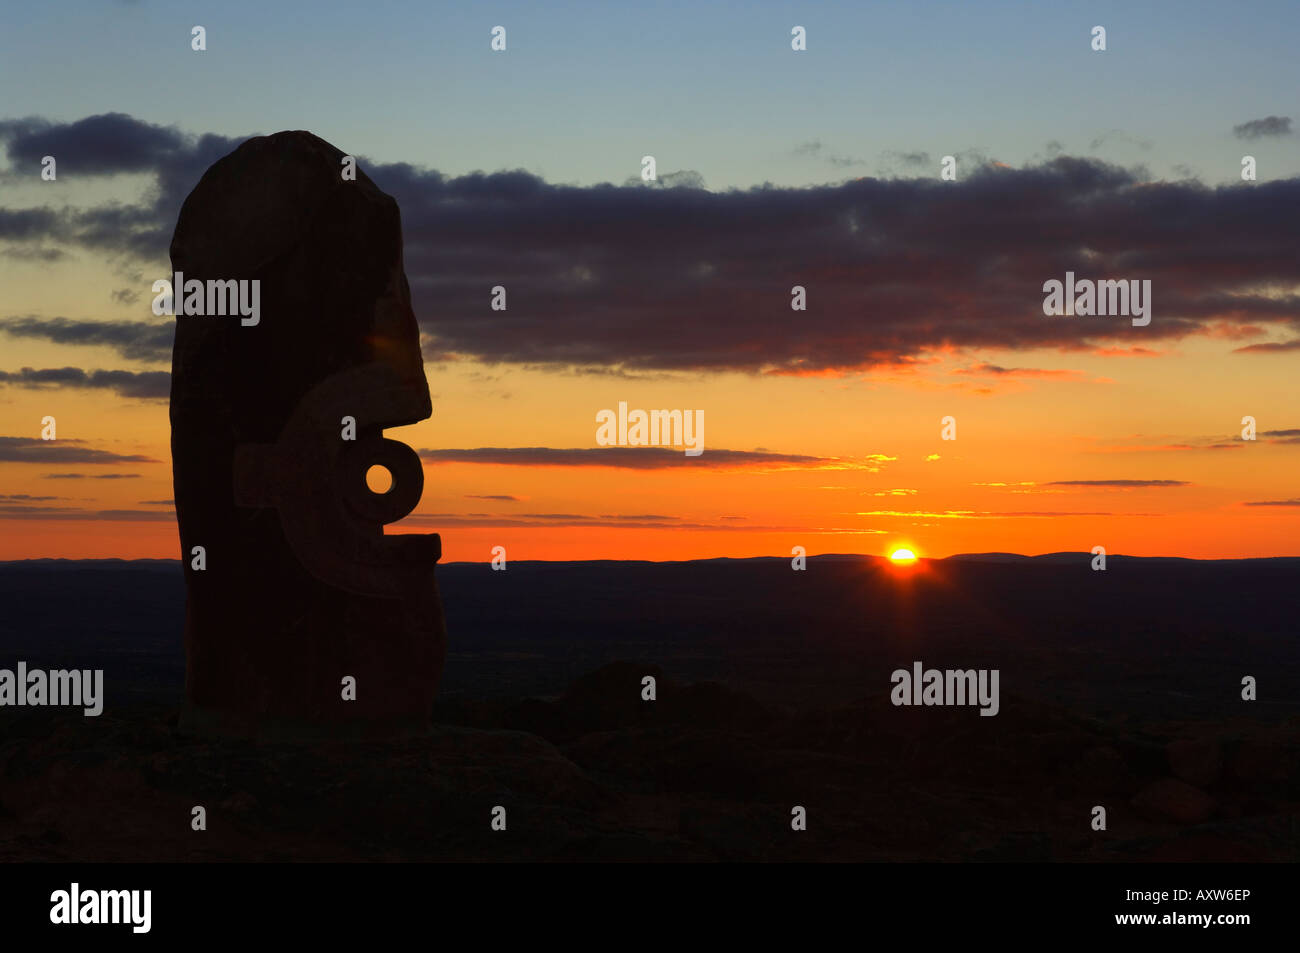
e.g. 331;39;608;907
3;113;1299;374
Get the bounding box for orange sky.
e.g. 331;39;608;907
3;333;1297;562
3;118;1298;563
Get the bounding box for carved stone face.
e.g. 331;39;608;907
169;131;445;738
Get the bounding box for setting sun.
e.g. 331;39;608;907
890;548;918;564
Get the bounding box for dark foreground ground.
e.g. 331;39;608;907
1;555;1297;861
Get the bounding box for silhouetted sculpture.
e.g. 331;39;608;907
169;131;445;738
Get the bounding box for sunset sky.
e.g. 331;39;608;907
1;0;1297;561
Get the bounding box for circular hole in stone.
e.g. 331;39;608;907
365;464;394;495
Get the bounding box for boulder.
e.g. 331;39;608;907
1167;737;1222;787
1132;778;1215;824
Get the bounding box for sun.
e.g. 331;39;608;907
889;548;918;564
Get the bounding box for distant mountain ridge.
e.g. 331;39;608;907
3;552;1300;569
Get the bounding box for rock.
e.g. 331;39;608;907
1072;744;1132;794
169;131;446;738
970;831;1053;863
1141;833;1270;863
668;681;773;732
1227;735;1294;785
561;661;669;727
219;791;258;814
1167;737;1222;787
1132;778;1216;824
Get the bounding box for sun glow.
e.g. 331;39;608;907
889;548;918;564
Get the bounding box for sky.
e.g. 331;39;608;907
1;0;1298;561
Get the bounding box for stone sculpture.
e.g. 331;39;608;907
169;131;445;738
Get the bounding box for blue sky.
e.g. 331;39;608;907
1;0;1298;561
3;0;1297;188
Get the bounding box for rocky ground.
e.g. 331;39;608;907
2;662;1296;862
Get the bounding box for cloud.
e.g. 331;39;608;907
1046;479;1189;487
373;156;1300;374
1243;498;1300;507
0;366;170;399
3;114;1300;374
1;246;68;263
1087;346;1162;357
0;503;173;521
954;362;1086;380
1100;442;1242;453
882;150;931;167
658;170;707;189
1088;130;1152;151
41;472;142;478
856;509;1124;519
793;139;868;168
0;436;156;464
0;112;244;258
1090;434;1246;452
0;112;197;176
1234;338;1300;353
110;288;142;305
622;169;708;190
0;206;63;242
464;494;521;501
597;513;678;521
1233;116;1292;140
0;316;173;362
0;493;60;501
399;512;800;531
419;447;877;471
